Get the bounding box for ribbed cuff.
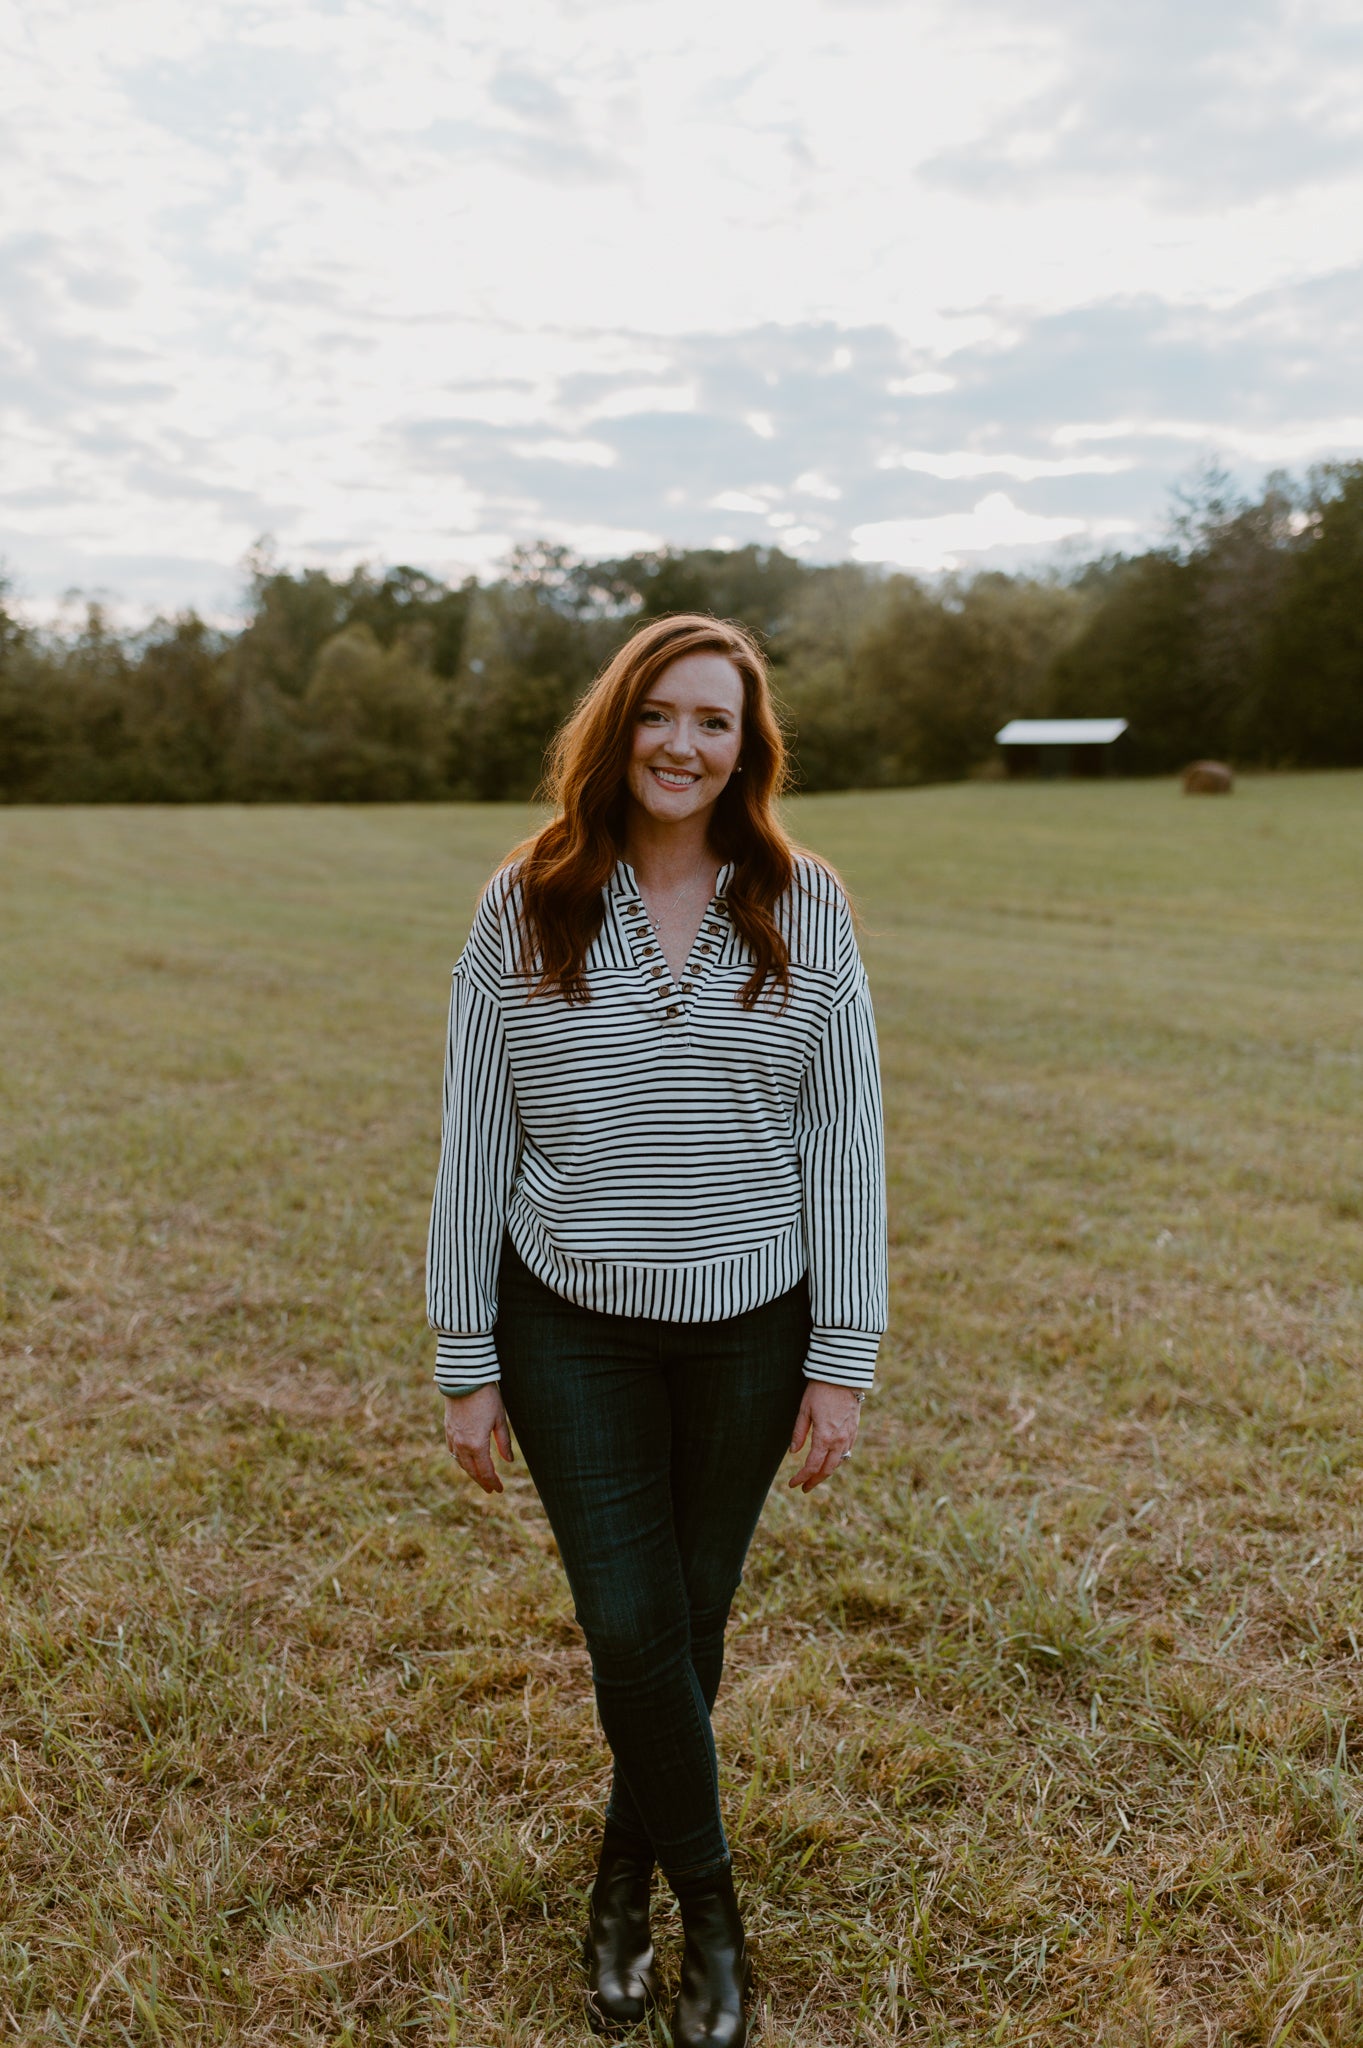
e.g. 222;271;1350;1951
803;1326;881;1392
434;1330;500;1395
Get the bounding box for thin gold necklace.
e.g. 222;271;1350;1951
640;865;713;918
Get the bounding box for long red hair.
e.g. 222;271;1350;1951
509;614;797;1007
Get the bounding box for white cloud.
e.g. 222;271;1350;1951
793;471;842;500
510;438;618;467
889;372;958;396
851;493;1134;571
1054;414;1363;462
710;489;779;514
582;385;699;422
543;521;663;559
877;449;1132;480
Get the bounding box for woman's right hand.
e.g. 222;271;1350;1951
443;1386;514;1494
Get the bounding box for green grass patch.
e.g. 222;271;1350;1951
3;775;1363;2043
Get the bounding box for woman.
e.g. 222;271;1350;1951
427;613;887;2046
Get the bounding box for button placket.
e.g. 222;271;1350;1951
619;894;679;1022
666;897;728;1028
618;887;728;1032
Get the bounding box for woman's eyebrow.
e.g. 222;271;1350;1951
639;698;736;716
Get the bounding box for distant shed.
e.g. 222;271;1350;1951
995;718;1129;779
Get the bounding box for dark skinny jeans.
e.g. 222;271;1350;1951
494;1238;810;1883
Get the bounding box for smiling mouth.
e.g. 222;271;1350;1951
650;767;700;790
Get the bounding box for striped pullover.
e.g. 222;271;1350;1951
426;853;888;1393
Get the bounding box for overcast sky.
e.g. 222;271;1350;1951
4;0;1363;616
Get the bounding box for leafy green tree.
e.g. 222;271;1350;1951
233;548;350;701
302;624;447;800
23;604;139;801
601;544;807;645
448;553;618;799
117;616;238;800
1256;464;1363;764
857;572;1086;784
775;564;892;789
340;565;476;680
0;653;56;801
1048;473;1301;770
0;576;50;800
1048;554;1204;770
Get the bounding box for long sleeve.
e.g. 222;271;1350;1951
791;934;888;1392
426;946;523;1393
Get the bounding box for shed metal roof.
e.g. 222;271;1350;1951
995;718;1129;746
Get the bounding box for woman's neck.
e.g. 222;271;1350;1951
623;805;719;892
624;806;722;981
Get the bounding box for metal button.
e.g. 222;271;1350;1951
698;943;712;954
651;965;665;978
666;1005;680;1018
643;944;658;956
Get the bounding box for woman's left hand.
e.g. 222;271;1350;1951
787;1380;862;1492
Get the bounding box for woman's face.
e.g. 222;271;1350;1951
626;653;745;828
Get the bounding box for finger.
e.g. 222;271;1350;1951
791;1433;852;1491
492;1413;513;1464
789;1401;813;1457
453;1438;504;1495
457;1444;503;1495
788;1438;838;1489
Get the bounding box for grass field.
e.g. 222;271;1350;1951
2;775;1363;2047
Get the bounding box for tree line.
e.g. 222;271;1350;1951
2;463;1360;804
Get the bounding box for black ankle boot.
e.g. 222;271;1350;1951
583;1828;659;2033
671;1862;751;2048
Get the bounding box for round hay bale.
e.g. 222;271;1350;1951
1182;760;1234;794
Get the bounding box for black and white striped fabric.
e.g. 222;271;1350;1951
427;854;888;1393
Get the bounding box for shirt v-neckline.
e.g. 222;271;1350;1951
609;858;734;1027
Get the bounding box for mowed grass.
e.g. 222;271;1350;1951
2;775;1363;2047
